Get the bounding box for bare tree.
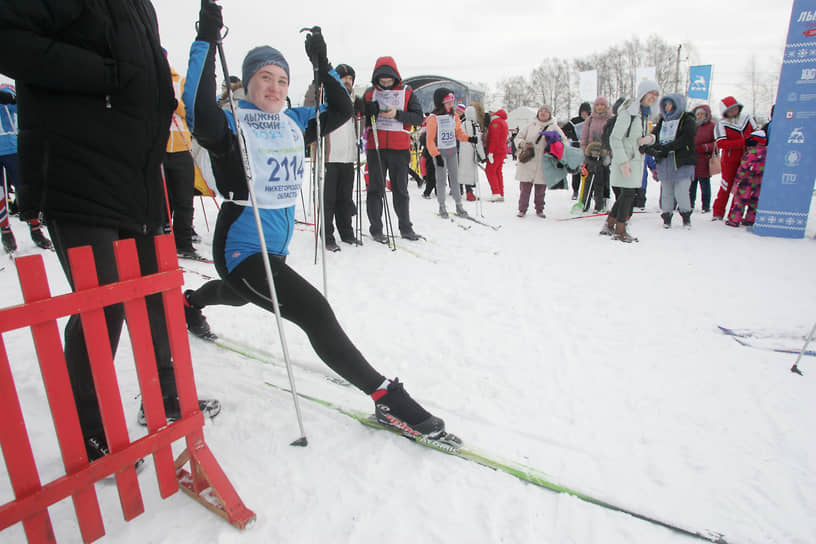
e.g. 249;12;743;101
529;58;573;119
500;76;535;111
501;34;696;114
740;56;781;120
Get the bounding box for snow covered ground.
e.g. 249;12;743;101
2;163;816;544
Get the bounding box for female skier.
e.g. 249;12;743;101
181;3;445;438
425;87;477;218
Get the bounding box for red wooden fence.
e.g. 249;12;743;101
0;234;255;543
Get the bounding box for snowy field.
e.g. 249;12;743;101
1;163;816;544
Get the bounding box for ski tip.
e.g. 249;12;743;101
290;436;308;447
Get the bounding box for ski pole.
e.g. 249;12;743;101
198;195;210;232
160;164;173;235
208;0;307;446
791;321;816;376
299;39;328;298
472;122;484;218
582;171;596;213
369;115;397;250
354;110;363;245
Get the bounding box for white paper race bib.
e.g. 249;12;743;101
239;107;305;209
436;114;456;150
373;89;407;132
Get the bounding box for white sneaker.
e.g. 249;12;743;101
487;194;504;202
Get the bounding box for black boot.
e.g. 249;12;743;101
137;398;222;425
661;212;673;229
184;290;215;339
1;226;16;253
373;378;445;437
680;211;692;229
29;225;53;250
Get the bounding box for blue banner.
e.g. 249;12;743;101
754;0;816;239
687;65;712;100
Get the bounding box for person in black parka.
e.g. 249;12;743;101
0;0;215;462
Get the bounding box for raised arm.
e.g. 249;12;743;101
183;40;233;154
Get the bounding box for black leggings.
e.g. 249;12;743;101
609;187;638;223
189;253;385;394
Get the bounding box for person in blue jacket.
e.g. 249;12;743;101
181;4;446;439
0;84;51;252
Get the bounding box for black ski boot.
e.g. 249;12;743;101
29;225;53;250
371;232;389;244
137;398;221;426
401;230;421;241
177;247;204;261
326;239;341;252
184;290;216;339
1;226;16;253
661;212;673;229
373;378;445;438
680;211;692;229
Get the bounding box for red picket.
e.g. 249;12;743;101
0;339;55;543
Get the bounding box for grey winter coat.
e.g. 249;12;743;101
609;80;659;189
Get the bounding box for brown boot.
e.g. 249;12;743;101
599;215;615;236
612;221;638;243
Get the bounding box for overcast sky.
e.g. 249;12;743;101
1;1;794;115
155;0;792;113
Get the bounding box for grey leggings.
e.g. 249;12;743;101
435;147;461;206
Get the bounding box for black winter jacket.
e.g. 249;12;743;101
0;0;175;234
652;112;698;168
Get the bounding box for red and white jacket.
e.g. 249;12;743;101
364;56;423;151
714;97;758;183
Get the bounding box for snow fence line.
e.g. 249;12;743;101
0;234;254;543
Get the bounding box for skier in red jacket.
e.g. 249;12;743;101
484;109;509;201
711;96;757;220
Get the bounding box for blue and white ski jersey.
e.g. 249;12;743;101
0;103;17;157
222;101;313;271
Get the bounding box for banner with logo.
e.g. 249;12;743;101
687;65;713;100
578;70;597;102
754;0;816;238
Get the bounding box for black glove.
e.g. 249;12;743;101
196;2;223;43
304;30;328;70
365;101;380;118
468;136;478;144
0;91;15;105
642;144;665;158
435;155;444;167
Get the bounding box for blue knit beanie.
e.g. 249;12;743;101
242;46;290;89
